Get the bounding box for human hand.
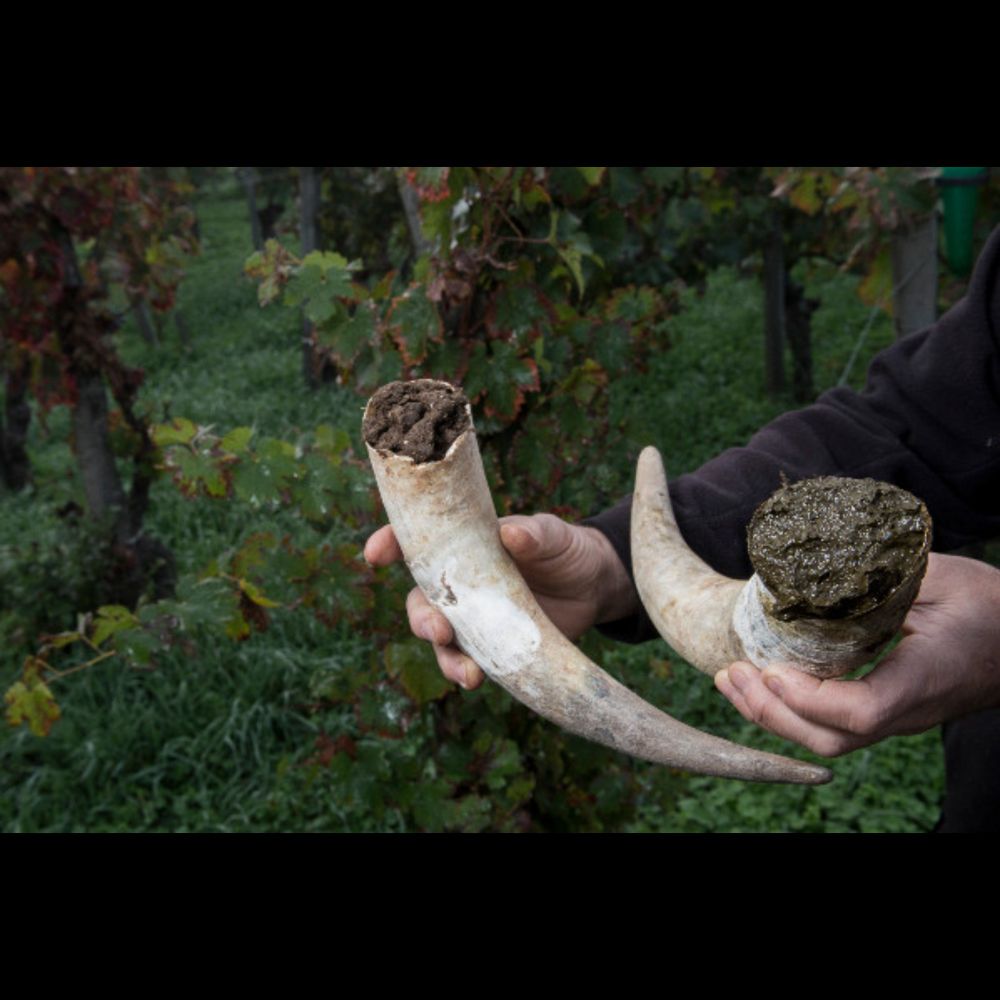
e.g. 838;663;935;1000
714;553;1000;756
364;514;639;690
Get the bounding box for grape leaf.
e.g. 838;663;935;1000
92;605;141;647
384;639;452;706
220;426;253;455
5;671;61;737
152;417;198;448
389;288;440;366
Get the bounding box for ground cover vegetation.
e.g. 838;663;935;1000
2;166;996;832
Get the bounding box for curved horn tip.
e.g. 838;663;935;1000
637;445;665;474
802;763;834;785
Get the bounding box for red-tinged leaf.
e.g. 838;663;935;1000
165;447;231;499
387;287;442;366
605;285;663;324
407;167;451;203
464;341;540;424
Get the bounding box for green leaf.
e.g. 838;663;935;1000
151;417;198;448
283;253;355;321
256;438;301;488
316;303;375;359
556;244;586;298
232;458;282;505
293;453;371;523
116;626;158;665
409;779;453;832
314;424;350;459
220;426;253;455
422;338;464;380
485;738;523;791
576;167;606;186
164;577;241;633
302;545;374;625
356;344;403;391
92;605;140;647
240;578;281;609
609;167;643;207
421;199;452;248
384;639;453;706
491;283;550;342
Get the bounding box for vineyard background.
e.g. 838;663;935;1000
2;166;997;832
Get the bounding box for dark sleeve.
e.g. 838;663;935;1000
586;224;1000;643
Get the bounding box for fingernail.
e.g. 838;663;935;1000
728;662;752;691
764;673;783;697
417;621;436;643
457;664;470;690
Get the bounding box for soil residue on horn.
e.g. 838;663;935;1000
363;380;471;463
747;477;932;620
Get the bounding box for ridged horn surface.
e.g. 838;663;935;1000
366;397;831;785
632;446;746;677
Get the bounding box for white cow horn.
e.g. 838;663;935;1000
364;381;831;785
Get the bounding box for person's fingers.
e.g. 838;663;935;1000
363;524;404;567
404;588;485;690
758;662;894;738
435;643;486;690
715;662;863;757
405;587;453;646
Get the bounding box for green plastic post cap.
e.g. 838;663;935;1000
938;167;988;276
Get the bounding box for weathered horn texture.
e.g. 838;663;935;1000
631;446;931;680
365;383;831;785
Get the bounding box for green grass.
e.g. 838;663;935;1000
0;181;947;832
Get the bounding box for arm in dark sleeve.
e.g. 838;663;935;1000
587;224;1000;643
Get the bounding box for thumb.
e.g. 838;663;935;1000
499;514;568;562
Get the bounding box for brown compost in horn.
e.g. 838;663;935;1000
364;380;832;785
631;446;932;680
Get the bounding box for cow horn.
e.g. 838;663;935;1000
631;446;931;680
